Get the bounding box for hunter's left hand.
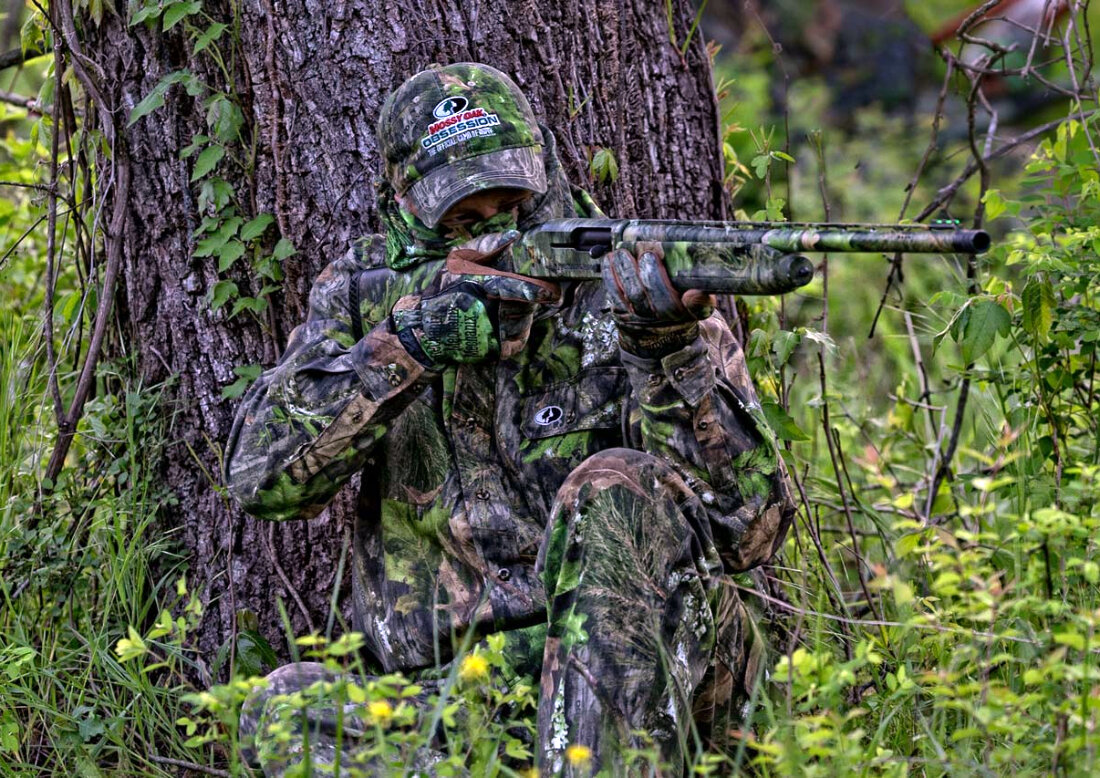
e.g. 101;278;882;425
601;248;715;358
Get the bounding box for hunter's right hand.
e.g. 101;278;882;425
391;234;559;369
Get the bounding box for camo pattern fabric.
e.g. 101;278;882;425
537;447;771;775
377;63;547;228
238;662;451;777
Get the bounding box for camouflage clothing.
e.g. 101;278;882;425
226;79;794;773
538;448;773;774
377;63;548;229
239;663;450;776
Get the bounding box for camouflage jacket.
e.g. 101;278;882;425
226;197;794;674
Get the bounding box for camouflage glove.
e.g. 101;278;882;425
601;247;715;359
392;233;559;369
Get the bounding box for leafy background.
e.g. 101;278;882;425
2;0;1100;775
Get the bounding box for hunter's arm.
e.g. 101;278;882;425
225;251;433;521
621;316;795;572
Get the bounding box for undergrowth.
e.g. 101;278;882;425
3;1;1100;776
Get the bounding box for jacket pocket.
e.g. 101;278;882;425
520;368;629;440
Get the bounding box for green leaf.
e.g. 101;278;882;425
130;72;200;125
210;280;238;310
191;145;225;181
772;329;801;367
162;1;201;31
590;147;619;184
229;296;268;318
87;0;105;26
114;625;148;662
129;3;162;27
751;154;769;179
241;213;275;242
180;134;209;159
206;95;244;143
272;238;297;261
58;291;81;324
1021;277;1055;342
193;233;229;258
193;22;228;54
128;89;165;126
761;401;810;442
216;216;244;240
957;299;1011;363
78;714;105;743
1055;631;1086;651
217;240;246;272
982;188;1006;221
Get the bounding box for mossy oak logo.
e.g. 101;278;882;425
432;96;468;119
534;405;564;426
423;95;500;155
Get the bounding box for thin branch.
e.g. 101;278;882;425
266;522;317;634
43;45;65;423
148;755;231;778
0;88;48;114
0;44;48;71
912;107;1098;224
924;58;1000;524
730;582;1090;649
42;141;131;487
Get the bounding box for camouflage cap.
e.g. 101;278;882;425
377;63;547;229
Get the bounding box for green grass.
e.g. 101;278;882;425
3;8;1100;775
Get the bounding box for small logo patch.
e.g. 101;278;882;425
534;405;564;426
432;96;469;119
422;97;501;156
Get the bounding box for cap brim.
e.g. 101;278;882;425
404;146;547;229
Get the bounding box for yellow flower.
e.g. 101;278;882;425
458;653;490;682
519;768;540;778
367;700;393;723
565;744;592;766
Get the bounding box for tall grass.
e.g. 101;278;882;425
0;309;194;776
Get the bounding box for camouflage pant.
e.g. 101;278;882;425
241;449;764;776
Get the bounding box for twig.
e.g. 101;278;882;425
0;88;47;113
786;461;855;660
1061;7;1100;168
35;0;132;494
904;312;937;442
265;521;317;634
819;353;883;621
0;44;48;70
43;44;65;426
148;755;231;778
912;107;1098;224
729;582;1091;649
41;154;129;486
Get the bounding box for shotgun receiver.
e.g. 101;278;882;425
502;218;991;296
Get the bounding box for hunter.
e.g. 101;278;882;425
225;62;794;776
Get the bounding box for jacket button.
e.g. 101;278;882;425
673;368;685;381
566;411;577;423
388;373;402;387
698;420;709;430
475;489;490;500
497;568;512;582
647;374;662;387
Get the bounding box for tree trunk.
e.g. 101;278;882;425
78;0;727;670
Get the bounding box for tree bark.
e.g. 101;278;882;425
78;0;727;670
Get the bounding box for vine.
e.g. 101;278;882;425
126;0;294;399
